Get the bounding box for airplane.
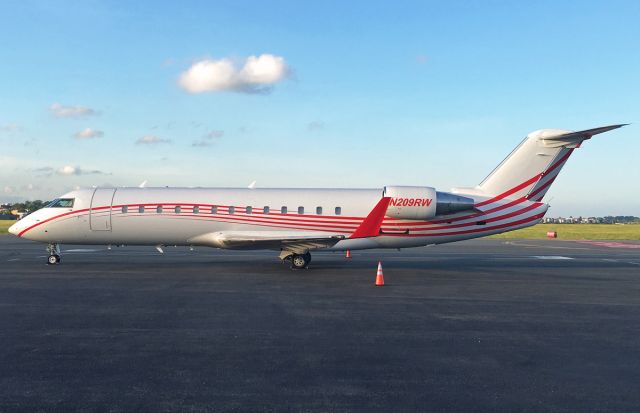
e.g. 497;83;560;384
8;124;625;269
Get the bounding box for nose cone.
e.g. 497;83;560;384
8;221;20;236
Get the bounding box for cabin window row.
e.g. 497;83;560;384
120;205;343;215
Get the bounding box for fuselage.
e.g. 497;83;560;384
9;186;548;250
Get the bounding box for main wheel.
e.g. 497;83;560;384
47;254;61;265
291;253;311;269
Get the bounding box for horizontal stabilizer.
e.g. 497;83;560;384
540;124;627;141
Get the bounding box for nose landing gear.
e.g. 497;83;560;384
46;243;61;265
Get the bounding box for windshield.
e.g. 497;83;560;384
46;198;75;208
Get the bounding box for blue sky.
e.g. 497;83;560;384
0;0;638;216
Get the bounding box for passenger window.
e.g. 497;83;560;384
335;207;342;216
156;206;162;214
316;206;323;215
281;206;288;214
122;206;128;213
298;206;304;214
263;206;269;214
228;206;235;214
246;206;252;214
175;206;181;214
193;206;199;214
138;206;144;213
211;206;217;214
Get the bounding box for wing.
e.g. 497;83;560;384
188;230;347;257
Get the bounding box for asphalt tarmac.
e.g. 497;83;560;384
1;236;639;412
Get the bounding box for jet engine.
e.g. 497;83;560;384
383;186;476;220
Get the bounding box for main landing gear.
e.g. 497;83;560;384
289;252;312;270
47;243;61;265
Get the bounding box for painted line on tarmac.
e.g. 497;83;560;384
531;255;574;260
602;258;640;266
577;241;640;249
504;241;589;250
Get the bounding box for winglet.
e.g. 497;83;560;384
349;197;391;239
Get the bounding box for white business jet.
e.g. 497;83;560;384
8;125;625;269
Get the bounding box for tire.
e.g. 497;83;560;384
47;255;60;265
291;253;310;269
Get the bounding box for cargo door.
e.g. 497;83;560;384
90;188;116;231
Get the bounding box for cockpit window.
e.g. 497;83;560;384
47;198;75;208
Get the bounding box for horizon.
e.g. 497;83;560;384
1;1;638;216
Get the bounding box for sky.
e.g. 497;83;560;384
0;0;638;216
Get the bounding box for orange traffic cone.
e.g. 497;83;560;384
345;249;352;259
375;261;385;286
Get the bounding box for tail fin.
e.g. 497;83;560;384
473;124;626;203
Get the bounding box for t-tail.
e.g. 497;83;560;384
456;124;626;204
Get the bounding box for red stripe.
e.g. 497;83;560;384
400;202;541;232
475;175;541;207
18;207;91;237
387;212;545;238
527;175;557;199
112;203;364;221
129;214;350;234
473;148;575;208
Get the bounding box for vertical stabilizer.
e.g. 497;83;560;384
475;125;625;202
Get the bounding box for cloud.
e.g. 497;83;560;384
205;130;224;139
33;166;55;177
192;130;224;147
74;127;104;139
31;165;107;177
178;54;290;94
56;165;108;176
307;121;325;132
0;123;20;133
4;186;14;194
50;103;98;118
136;135;171;145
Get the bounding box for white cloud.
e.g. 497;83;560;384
74;127;104;139
178;54;290;94
56;165;108;176
136;135;171;145
192;130;224;147
4;186;14;194
50;103;97;118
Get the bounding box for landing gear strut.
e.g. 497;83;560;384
47;243;61;265
290;252;311;270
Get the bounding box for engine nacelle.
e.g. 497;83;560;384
383;186;476;220
383;186;438;220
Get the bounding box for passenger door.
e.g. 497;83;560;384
90;188;116;231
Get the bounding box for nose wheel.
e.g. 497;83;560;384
290;252;311;269
47;254;61;265
46;243;61;265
